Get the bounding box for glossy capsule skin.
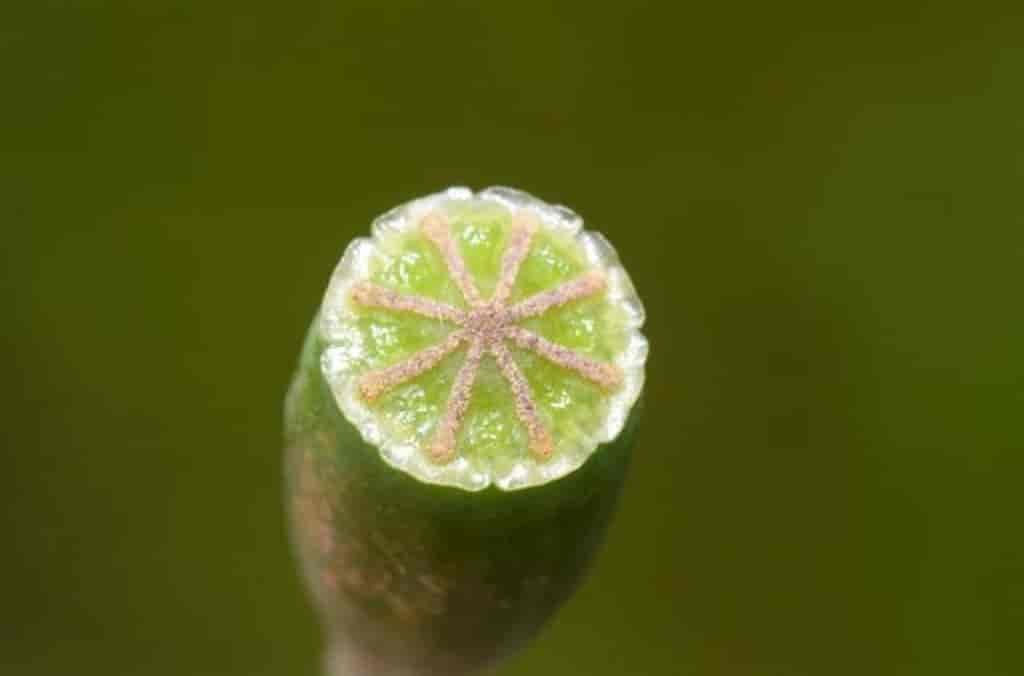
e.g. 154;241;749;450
285;322;639;676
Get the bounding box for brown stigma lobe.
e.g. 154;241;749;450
490;342;554;460
506;270;606;322
351;282;465;324
492;213;537;305
428;339;485;463
420;212;482;305
503;325;623;390
359;331;466;402
350;210;620;464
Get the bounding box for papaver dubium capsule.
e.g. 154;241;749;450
285;187;647;675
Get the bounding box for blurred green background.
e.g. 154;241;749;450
3;2;1022;675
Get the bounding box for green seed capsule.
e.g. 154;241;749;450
285;187;648;675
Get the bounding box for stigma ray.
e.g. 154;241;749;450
504;325;622;390
351;282;465;324
507;271;606;321
421;212;482;305
428;339;485;464
492;213;536;305
490;342;554;460
358;330;466;402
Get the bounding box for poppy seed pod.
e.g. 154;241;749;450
285;187;648;675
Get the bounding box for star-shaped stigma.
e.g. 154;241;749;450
350;211;624;465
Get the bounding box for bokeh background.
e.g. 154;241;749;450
3;2;1022;675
